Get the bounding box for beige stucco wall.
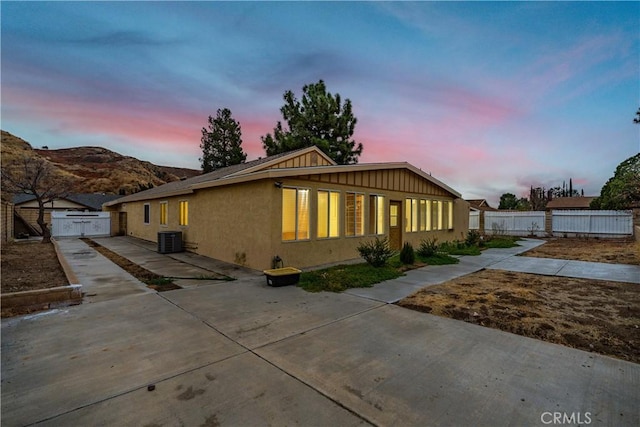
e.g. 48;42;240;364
268;177;469;270
119;180;275;269
116;174;470;271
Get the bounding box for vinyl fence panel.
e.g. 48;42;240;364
552;210;632;237
469;210;480;230
484;211;545;236
51;211;111;237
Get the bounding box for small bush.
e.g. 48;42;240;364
466;230;481;246
399;242;415;265
417;238;439;257
357;237;395;267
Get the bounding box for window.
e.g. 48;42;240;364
368;195;385;235
405;198;418;232
318;190;340;238
431;200;440;230
282;188;310;241
345;192;364;236
159;201;168;226
447;200;454;230
179;201;188;226
419;200;430;231
143;203;150;224
390;204;399;227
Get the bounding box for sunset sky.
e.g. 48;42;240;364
2;1;638;205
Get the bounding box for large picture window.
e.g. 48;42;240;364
431;200;440;230
318;190;340;238
282;188;310;241
419;200;430;231
179;201;189;226
405;198;418;232
368;195;385;235
159;201;168;226
345;192;364;236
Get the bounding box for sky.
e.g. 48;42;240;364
2;1;638;205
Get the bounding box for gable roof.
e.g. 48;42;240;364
466;199;497;211
546;197;596;209
105;146;460;207
13;193;121;210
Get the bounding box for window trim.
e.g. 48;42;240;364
159;201;168;226
179;200;189;227
345;191;365;237
405;198;419;233
143;203;150;225
317;189;341;239
368;194;386;235
282;187;311;242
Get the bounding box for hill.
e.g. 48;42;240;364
1;130;201;196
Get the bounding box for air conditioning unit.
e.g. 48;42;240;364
158;231;183;254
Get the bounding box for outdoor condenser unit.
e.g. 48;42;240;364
157;231;183;254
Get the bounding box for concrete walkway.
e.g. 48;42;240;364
2;237;638;426
346;238;547;302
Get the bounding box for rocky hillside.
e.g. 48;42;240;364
1;130;200;196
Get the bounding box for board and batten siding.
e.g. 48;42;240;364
267;151;334;169
301;168;452;197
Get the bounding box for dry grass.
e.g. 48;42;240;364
399;270;640;363
522;237;640;265
1;241;68;293
399;238;640;363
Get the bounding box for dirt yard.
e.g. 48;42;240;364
522;237;640;264
399;238;640;363
1;241;68;293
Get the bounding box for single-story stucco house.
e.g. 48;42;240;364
104;146;469;270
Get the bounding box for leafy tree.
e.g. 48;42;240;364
498;193;519;210
634;107;640;124
200;108;247;173
262;80;363;164
1;156;72;243
590;153;640;209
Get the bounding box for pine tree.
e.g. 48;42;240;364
261;80;363;164
200;108;247;173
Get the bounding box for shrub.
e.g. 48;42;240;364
465;230;481;246
399;242;415;265
357;237;395;267
417;237;439;257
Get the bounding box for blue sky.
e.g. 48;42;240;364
2;1;638;205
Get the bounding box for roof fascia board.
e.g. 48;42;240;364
192;163;461;198
104;189;193;206
224;146;336;178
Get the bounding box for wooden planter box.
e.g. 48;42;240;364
263;267;302;287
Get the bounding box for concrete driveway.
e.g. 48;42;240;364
2;237;638;426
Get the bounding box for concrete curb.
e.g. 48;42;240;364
52;237;80;285
1;284;82;317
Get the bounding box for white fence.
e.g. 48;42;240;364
552;210;632;237
475;210;634;237
51;211;111;237
484;211;546;236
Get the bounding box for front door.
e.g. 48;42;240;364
389;201;402;250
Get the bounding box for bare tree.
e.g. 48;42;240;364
1;156;72;243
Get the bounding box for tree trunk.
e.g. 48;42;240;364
36;199;51;243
